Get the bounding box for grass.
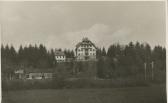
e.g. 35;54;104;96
2;84;166;103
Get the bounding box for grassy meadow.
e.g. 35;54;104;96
2;84;166;103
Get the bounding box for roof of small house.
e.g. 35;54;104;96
24;68;54;73
14;69;24;74
76;37;97;49
55;50;65;56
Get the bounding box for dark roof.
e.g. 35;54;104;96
76;37;97;49
55;50;65;56
24;68;54;73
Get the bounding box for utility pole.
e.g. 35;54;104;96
151;61;154;80
144;62;147;80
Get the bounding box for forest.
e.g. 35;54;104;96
97;42;166;82
1;42;166;82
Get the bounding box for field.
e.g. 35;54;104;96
2;84;166;103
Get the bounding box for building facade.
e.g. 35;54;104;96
13;69;53;80
75;37;97;61
14;69;24;79
26;72;53;79
55;50;66;62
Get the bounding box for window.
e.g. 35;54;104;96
26;74;29;78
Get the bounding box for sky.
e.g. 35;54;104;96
0;1;166;50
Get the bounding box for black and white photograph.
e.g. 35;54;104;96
0;1;166;103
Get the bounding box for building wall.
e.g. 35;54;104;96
55;55;66;62
26;73;42;79
76;45;96;61
26;73;53;79
43;73;53;79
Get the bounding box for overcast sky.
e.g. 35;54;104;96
0;1;166;50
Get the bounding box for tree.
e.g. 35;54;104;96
96;48;102;58
102;47;106;56
97;57;105;78
70;50;75;58
48;49;57;67
9;45;17;64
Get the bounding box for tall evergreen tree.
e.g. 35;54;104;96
102;47;106;56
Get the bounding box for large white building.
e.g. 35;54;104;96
55;50;66;62
75;37;97;61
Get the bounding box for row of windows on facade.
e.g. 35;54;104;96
78;53;96;56
55;56;65;58
57;60;65;62
80;44;93;48
26;73;52;78
78;48;95;52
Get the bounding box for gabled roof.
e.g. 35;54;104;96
55;50;65;56
76;37;97;49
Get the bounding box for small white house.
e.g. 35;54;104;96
25;69;53;80
26;73;43;79
14;69;24;79
26;73;53;79
55;50;66;62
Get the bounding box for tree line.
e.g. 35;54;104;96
1;44;74;74
1;42;166;81
97;42;166;81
